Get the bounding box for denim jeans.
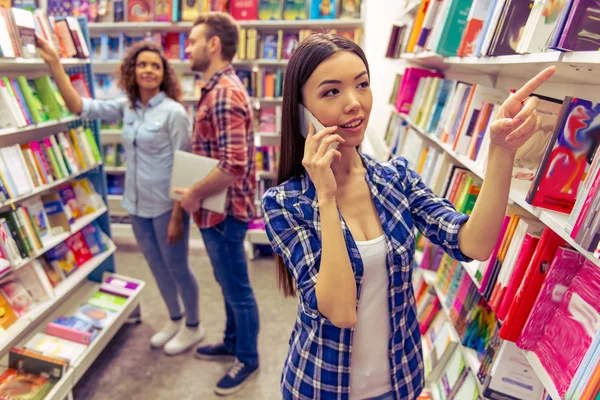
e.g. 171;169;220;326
131;209;199;325
200;216;260;367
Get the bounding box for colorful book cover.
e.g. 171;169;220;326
395;68;444;115
9;79;33;125
88;291;127;312
75;303;117;329
45;242;78;276
16;76;47;123
521;0;569;54
259;0;283;19
310;0;336;19
46;316;99;344
517;247;585;350
488;0;535;56
282;32;300;59
0;274;33;316
415;0;441;51
81;223;106;256
0;368;49;399
155;0;172;21
339;0;360;18
435;0;475;57
230;0;259;19
127;0;154;21
0;292;17;330
25;332;87;364
65;231;92;266
458;0;494;57
283;0;308;19
499;227;566;342
100;276;140;298
526;97;600;214
557;0;600;51
406;0;431;53
262;33;279;59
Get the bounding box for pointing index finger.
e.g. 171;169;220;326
512;66;556;101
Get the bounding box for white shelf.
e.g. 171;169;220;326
0;116;80;138
0;243;116;358
255;132;281;147
247;228;270;245
400;51;600;85
92;58;288;73
0;163;101;211
0;58;90;72
524;351;561;400
5;269;144;399
11;208;108;271
398;113;600;269
87;19;364;34
257;170;276;180
104;166;126;173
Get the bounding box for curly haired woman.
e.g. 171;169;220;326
37;37;204;355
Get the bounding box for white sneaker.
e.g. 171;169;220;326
164;325;205;356
150;320;183;349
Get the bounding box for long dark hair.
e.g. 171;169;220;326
118;41;182;107
275;33;370;297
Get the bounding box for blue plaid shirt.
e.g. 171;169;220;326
262;153;472;400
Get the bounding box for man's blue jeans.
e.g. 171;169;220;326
200;216;260;367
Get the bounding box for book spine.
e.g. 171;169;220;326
45;322;93;345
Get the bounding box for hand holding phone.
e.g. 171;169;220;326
299;105;340;153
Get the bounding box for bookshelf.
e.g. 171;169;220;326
0;58;90;73
0;13;146;397
397;112;600;271
387;0;600;396
92;58;289;74
87;18;365;34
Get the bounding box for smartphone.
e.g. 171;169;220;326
298;105;339;152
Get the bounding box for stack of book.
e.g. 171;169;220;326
256;146;278;175
0;275;138;395
387;0;599;58
0;7;89;60
75;0;361;24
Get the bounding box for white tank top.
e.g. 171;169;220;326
350;235;393;400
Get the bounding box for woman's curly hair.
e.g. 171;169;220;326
118;41;182;107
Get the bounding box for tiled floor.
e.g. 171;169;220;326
73;239;297;400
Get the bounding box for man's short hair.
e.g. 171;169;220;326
194;12;239;61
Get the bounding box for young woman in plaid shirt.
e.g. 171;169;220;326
262;34;555;400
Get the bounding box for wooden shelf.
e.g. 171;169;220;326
87;19;364;34
0;58;89;73
398;113;600;269
400;51;600;85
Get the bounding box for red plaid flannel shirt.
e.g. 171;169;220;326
192;65;256;229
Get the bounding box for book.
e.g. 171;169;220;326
100;276;140;298
127;0;154;21
407;0;432;53
339;0;360;18
46;316;99;345
310;0;336;18
230;0;259;19
436;0;474;57
87;291;127;312
282;0;307;19
557;0;600;51
518;0;570;54
0;273;34;316
488;0;535;56
457;0;494;57
45;242;78;277
75;303;117;329
0;368;51;399
526;97;600;214
25;332;88;364
8;348;68;380
259;0;283;19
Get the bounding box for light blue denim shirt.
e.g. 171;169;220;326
81;92;191;218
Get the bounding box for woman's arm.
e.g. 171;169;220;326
36;34;82;114
36;33;125;121
458;67;555;260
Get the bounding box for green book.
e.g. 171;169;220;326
17;76;48;123
84;128;103;163
33;75;70;120
88;291;127;312
455;175;473;212
259;0;283;20
436;0;474;57
40;140;64;180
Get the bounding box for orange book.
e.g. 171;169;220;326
581;363;600;399
406;0;431;53
263;74;275;98
0;293;18;330
416;148;429;175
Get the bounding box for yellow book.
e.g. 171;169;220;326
455;175;473;212
406;0;431;53
68;129;88;169
276;29;283;60
238;28;247;60
416;147;429;175
419;78;442;129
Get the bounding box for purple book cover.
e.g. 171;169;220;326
516;248;585;351
531;259;600;397
489;0;535;56
100;276;140;298
282;33;299;59
558;0;600;51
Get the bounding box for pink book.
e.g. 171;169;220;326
496;233;540;321
394;68;444;114
530;259;600;397
46;321;93;345
29;141;53;184
517;248;585;351
478;215;510;295
572;166;600;241
450;271;472;321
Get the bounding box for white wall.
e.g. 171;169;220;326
361;0;412;160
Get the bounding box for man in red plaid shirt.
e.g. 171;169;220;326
177;12;260;396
